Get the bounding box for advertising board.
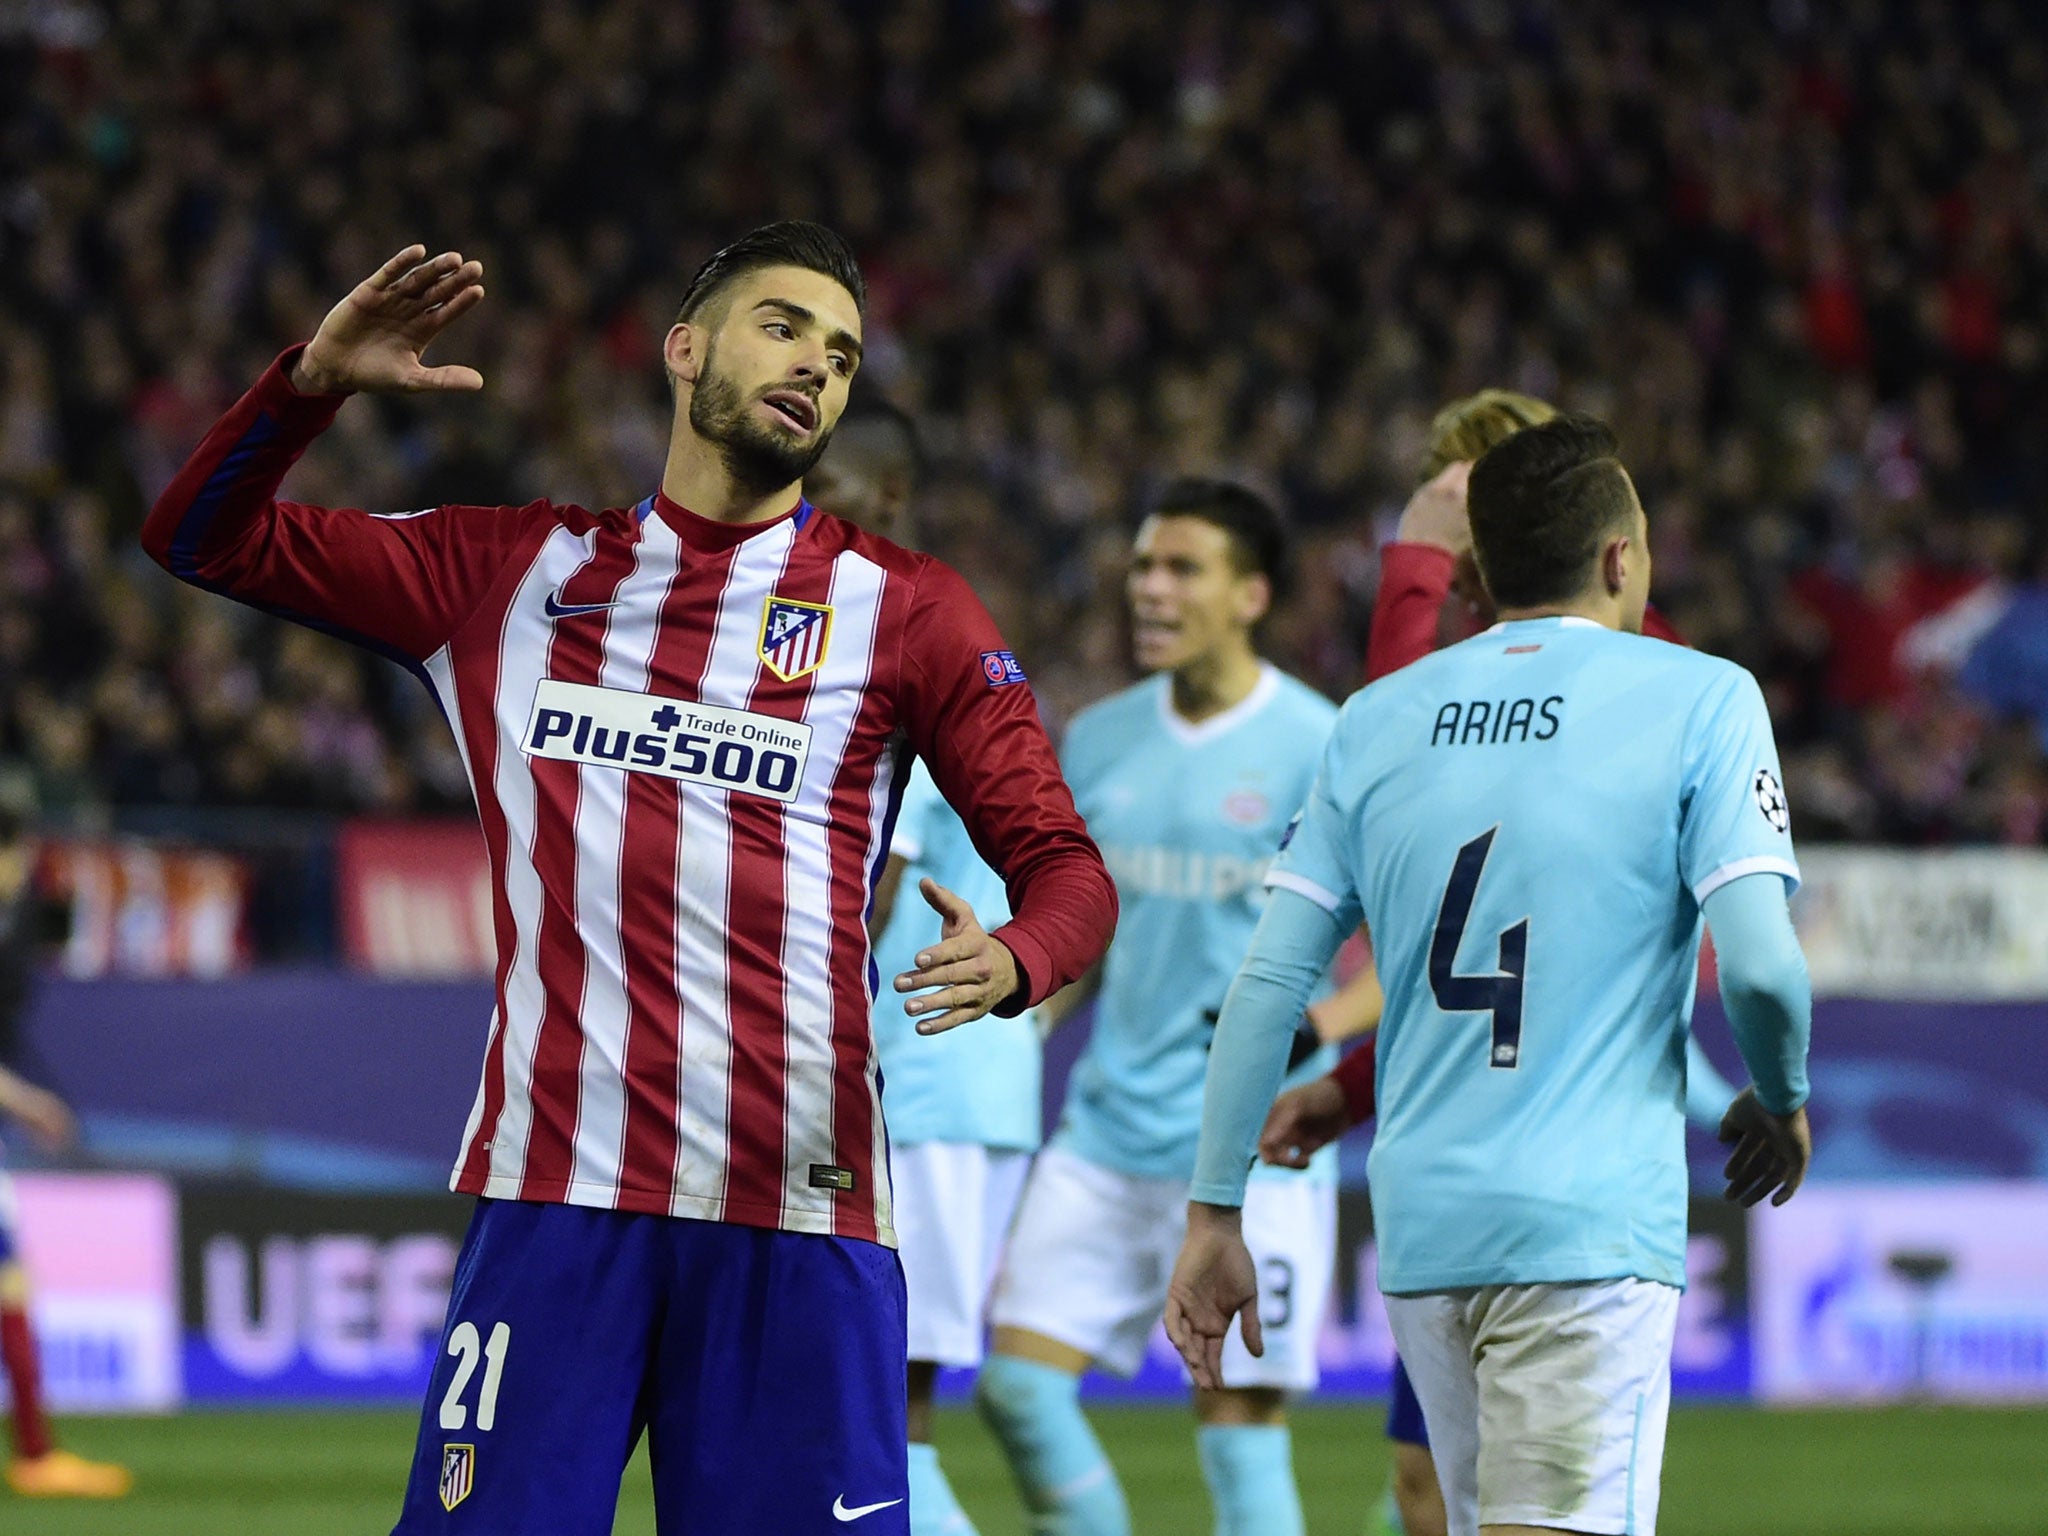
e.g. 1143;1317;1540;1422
7;1174;180;1411
179;1191;472;1403
1751;1182;2048;1403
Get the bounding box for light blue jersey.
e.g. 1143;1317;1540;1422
1060;665;1340;1183
871;759;1042;1151
1269;617;1799;1292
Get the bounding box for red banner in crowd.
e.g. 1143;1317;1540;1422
335;820;493;976
38;841;251;977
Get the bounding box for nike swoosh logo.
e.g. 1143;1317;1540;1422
832;1495;905;1522
543;592;619;619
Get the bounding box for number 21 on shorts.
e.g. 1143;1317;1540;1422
439;1321;511;1431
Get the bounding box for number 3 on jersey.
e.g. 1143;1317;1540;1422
1429;826;1528;1069
438;1321;511;1432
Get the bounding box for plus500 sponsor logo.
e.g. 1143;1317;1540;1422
522;679;811;802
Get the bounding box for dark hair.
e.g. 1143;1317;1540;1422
828;393;924;484
1149;477;1293;602
1467;415;1638;608
675;220;866;324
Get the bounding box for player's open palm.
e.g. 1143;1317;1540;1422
1718;1086;1812;1207
1166;1207;1262;1391
894;878;1021;1034
293;246;487;396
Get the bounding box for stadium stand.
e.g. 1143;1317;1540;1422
0;0;2044;861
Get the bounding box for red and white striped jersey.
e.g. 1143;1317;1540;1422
144;349;1117;1247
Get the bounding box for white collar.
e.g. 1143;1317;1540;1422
1156;662;1281;747
1480;615;1606;636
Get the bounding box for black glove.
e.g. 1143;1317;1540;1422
1199;1008;1322;1070
1286;1014;1324;1071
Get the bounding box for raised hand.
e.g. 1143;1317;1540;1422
892;877;1021;1034
292;246;487;396
1258;1074;1351;1170
1165;1204;1263;1391
1718;1085;1813;1207
1394;459;1474;556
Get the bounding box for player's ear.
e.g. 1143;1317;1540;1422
1601;534;1631;597
1237;570;1272;628
664;323;703;387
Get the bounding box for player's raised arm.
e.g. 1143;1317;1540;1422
142;247;542;662
895;561;1116;1019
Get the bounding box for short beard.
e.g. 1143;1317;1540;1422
687;352;833;499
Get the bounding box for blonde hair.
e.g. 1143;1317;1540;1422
1418;389;1558;485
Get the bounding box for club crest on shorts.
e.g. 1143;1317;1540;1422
759;597;833;682
439;1443;475;1511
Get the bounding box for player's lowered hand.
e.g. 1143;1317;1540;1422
10;1083;78;1153
291;246;487;396
894;878;1021;1035
1718;1086;1812;1207
1258;1074;1350;1170
1394;460;1473;556
1165;1204;1262;1391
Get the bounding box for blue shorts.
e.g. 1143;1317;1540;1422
0;1167;16;1267
1386;1354;1430;1448
392;1199;909;1536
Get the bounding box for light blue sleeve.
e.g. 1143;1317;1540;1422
1700;872;1812;1116
1683;1034;1741;1129
888;758;945;865
1189;888;1350;1206
1263;723;1365;929
1679;667;1800;903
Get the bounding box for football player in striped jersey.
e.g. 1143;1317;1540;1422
145;224;1115;1535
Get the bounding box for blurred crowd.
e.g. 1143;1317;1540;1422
4;0;2048;842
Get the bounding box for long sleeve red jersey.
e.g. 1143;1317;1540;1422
143;349;1116;1247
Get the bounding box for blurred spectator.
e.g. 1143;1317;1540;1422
0;0;2044;842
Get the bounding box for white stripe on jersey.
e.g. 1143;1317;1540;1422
777;552;886;1226
860;743;906;1242
425;643;500;1168
671;520;797;1219
568;513;684;1202
486;529;599;1191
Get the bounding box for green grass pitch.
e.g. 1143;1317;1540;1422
15;1403;2048;1533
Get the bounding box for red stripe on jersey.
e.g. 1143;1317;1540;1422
453;534;554;1192
820;583;909;1241
720;565;831;1227
615;541;738;1205
517;534;643;1202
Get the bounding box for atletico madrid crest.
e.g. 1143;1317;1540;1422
440;1443;475;1511
759;597;833;682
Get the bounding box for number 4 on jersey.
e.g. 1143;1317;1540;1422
1429;827;1528;1069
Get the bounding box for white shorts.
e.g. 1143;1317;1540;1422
1385;1278;1680;1536
892;1141;1032;1368
988;1143;1335;1390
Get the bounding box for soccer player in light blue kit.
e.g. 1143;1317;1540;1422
809;402;1043;1536
979;480;1381;1536
1168;418;1814;1536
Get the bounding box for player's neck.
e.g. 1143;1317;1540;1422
1494;593;1624;631
660;432;803;527
1169;643;1263;724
